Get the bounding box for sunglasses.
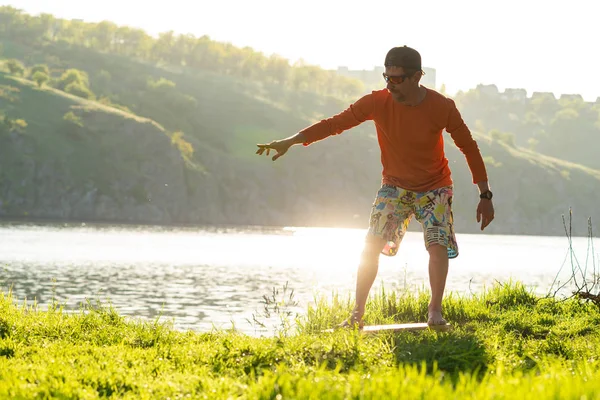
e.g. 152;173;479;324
382;73;410;85
382;70;424;85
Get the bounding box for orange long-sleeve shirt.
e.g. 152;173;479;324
300;87;488;192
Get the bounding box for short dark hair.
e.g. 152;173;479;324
384;46;422;76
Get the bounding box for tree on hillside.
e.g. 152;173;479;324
0;6;24;38
325;74;365;99
25;12;55;41
32;71;49;87
59;19;88;46
92;21;117;52
57;68;89;90
172;34;195;67
55;68;95;99
38;13;57;40
5;59;25;76
145;77;197;115
30;63;50;77
152;31;175;63
530;93;559;118
147;77;176;91
265;54;289;84
0;7;366;101
115;27;153;58
65;82;95;99
0;115;27;134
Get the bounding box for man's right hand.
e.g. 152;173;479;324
255;139;292;161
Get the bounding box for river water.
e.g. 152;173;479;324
0;222;597;335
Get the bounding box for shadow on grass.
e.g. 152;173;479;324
391;329;489;381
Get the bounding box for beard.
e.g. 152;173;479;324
390;91;406;103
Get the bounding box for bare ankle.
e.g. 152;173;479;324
428;303;442;313
352;307;364;318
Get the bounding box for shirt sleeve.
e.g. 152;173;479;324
300;93;375;146
445;98;489;184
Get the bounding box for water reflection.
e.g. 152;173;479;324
0;223;596;335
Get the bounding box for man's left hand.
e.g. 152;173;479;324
477;200;494;231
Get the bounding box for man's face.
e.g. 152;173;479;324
384;66;416;103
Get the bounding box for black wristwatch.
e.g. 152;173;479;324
480;190;493;200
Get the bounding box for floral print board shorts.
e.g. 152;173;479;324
367;184;459;259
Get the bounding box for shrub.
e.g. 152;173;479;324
32;71;49;87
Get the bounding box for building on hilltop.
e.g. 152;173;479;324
531;92;556;101
476;84;499;96
335;66;437;90
335;66;384;87
501;88;527;102
559;94;584;102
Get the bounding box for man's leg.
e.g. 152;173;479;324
342;184;407;327
427;243;449;325
415;186;456;325
350;235;387;323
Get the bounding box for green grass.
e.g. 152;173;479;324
1;281;599;399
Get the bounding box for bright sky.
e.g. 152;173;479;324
4;0;600;101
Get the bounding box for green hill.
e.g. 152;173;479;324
0;8;598;237
0;73;194;223
454;85;600;170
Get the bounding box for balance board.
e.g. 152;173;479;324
323;322;452;334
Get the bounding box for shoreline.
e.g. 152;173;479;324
0;216;591;240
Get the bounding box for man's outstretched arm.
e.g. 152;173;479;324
256;93;375;161
255;132;307;161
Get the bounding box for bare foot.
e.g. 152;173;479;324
338;309;364;329
427;310;447;326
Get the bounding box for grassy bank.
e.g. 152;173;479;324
1;282;599;399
